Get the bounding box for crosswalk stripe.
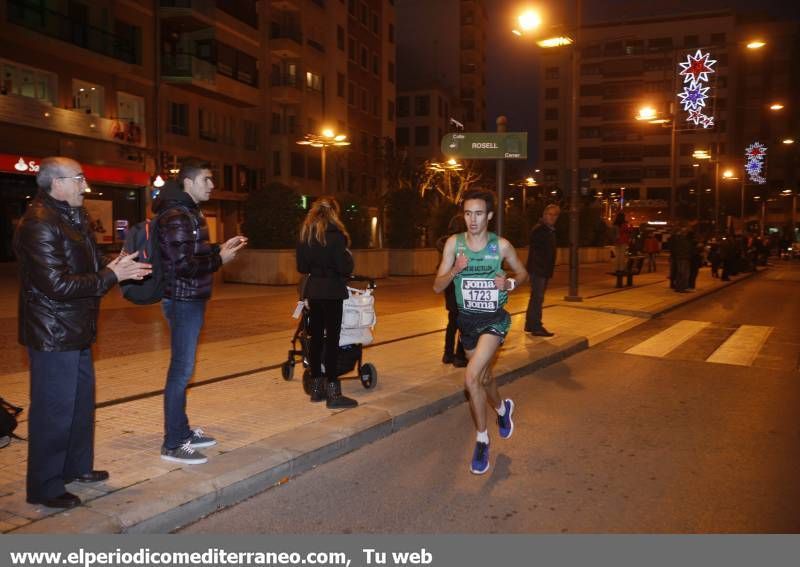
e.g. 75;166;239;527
706;325;774;366
624;320;711;358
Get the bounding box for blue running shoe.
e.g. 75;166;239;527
470;441;490;475
497;399;514;439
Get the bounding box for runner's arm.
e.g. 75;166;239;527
496;238;528;290
433;235;459;294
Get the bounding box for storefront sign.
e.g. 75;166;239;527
0;153;150;186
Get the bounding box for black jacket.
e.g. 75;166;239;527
153;181;222;300
14;190;117;351
527;222;557;278
296;226;354;300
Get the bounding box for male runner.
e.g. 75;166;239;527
434;188;528;474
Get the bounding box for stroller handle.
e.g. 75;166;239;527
347;274;377;290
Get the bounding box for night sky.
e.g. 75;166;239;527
484;0;800;170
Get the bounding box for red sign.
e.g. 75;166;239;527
0;153;151;187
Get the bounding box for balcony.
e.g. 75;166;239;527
270;0;300;10
270;23;303;58
270;73;302;104
161;54;260;107
0;92;146;147
7;0;138;64
159;0;215;30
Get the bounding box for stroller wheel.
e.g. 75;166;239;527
360;363;378;389
302;369;313;395
281;361;294;381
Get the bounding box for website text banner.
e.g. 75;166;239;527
2;535;799;567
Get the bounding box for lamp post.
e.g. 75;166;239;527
296;128;350;193
514;2;582;301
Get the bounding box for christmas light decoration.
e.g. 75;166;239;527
677;50;716;129
744;142;767;184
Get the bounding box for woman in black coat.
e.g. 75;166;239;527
296;197;357;408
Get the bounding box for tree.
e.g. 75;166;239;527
340;196;372;249
385;188;427;248
243;182;305;248
417;159;482;205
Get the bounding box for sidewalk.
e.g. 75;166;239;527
0;265;756;533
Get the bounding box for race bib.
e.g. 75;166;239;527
461;278;498;312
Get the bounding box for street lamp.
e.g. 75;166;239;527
514;2;582;301
296;128;350;193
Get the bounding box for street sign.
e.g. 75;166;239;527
441;132;528;160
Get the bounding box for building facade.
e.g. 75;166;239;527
537;11;799;228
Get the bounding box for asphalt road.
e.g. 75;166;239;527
181;263;800;533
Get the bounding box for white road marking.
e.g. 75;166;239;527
625;320;711;358
706;325;774;366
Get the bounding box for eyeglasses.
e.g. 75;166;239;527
56;174;87;184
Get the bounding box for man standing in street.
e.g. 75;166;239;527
525;204;559;337
155;160;247;465
434;188;528;475
16;157;151;508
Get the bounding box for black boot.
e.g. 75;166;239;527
326;379;358;409
309;376;326;403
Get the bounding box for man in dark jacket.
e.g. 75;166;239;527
525;204;560;337
155;160;247;465
15;157;150;508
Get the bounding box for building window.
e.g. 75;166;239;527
414;126;430;147
684;35;699;48
389;23;395;43
273;151;282;176
113;19;142;64
544;87;559;100
397;95;409;117
360;2;368;26
371;12;379;34
545;66;559;79
117;92;145;141
544;149;558;161
360;46;368;69
290;152;305;177
337;72;345;97
360;88;368;112
0;60;57;103
414;94;430;116
72;79;105;115
223;164;233;190
271;112;281;134
244;120;259;150
387;99;395;122
348;81;355;106
544;129;558;141
306;71;322;92
372;53;380;76
221;115;235;145
387;60;395;83
348;0;355;16
544;107;558;120
396;127;409;146
710;32;726;45
337;26;345;50
198;108;218;141
168;102;188;136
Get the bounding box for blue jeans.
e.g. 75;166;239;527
161;298;207;449
26;348;95;501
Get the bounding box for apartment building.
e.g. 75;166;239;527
396;0;487;136
395;86;455;167
537;11;800;225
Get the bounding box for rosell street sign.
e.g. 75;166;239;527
440;132;528;159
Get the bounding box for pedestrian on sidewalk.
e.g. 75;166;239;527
687;231;702;291
525;204;560;337
296;196;358;409
708;239;721;278
156;160;248;465
643;231;660;272
670;227;692;293
434;188;528;475
15;157;152;508
611;212;631;276
436;214;467;367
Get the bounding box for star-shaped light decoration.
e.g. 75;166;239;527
678;82;710;111
686;108;705;125
700;115;715;129
679;49;717;84
745;142;767;160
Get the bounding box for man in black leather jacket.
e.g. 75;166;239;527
525;204;560;337
155;160;247;465
15;157;151;509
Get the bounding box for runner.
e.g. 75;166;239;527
433;188;528;475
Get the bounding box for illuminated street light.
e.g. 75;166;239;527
635;106;657;121
722;169;735;179
746;40;766;49
782;138;795;145
153;175;165;188
537;36;573;48
513;9;542;35
297;128;351;193
692;150;711;160
770;103;785;111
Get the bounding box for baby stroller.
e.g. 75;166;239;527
281;275;378;392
